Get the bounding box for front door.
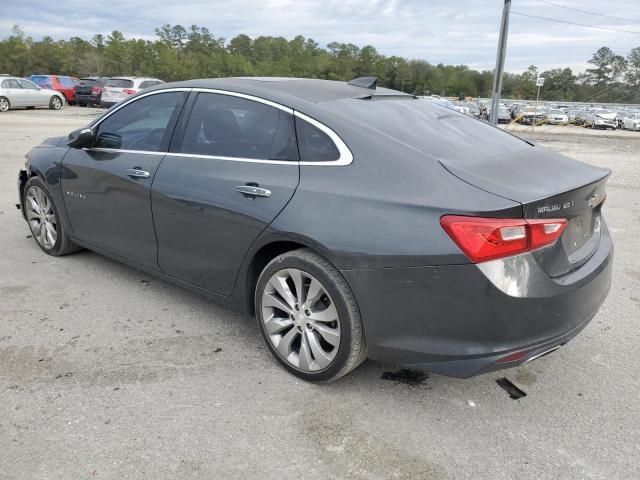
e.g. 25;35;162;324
61;91;187;268
152;91;300;295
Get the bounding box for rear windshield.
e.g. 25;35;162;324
139;80;162;89
327;97;531;164
78;78;96;87
107;78;133;88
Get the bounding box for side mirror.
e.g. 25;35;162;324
67;127;95;149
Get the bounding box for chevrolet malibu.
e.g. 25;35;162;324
17;77;613;382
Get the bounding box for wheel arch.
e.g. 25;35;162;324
237;234;338;316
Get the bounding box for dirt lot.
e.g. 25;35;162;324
1;107;639;480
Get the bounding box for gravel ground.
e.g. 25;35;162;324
1;107;639;480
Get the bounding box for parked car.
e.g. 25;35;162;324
75;77;109;106
0;76;65;112
17;77;612;382
497;106;511;123
622;112;640;131
30;75;78;104
518;105;546;125
100;77;165;108
574;108;591;126
584;109;617;130
544;109;569;125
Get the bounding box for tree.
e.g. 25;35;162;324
625;47;640;87
586;47;627;85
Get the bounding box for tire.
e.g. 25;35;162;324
255;248;367;382
22;177;81;256
0;96;10;112
49;96;63;110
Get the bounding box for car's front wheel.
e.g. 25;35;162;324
0;96;10;112
23;177;80;256
49;96;63;110
255;249;367;382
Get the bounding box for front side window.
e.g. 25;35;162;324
94;92;184;152
295;117;340;162
18;79;39;90
179;93;298;161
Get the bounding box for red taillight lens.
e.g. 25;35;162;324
122;88;136;95
440;215;567;263
92;86;101;94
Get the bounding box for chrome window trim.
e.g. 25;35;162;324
293;111;353;166
191;88;294;114
88;86;353;167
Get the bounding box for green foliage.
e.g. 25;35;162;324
1;24;639;103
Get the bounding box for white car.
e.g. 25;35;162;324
622;113;640;131
100;77;165;108
584;109;617;130
544;109;569;125
0;76;65;112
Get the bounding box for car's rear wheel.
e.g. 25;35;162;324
23;177;80;256
49;96;62;110
255;249;367;382
0;97;10;112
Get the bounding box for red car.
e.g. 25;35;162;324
30;75;79;104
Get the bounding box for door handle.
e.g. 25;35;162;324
235;185;271;198
125;168;150;179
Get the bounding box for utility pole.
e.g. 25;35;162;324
490;0;511;125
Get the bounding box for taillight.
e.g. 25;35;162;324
122;89;136;95
440;215;567;263
91;86;101;94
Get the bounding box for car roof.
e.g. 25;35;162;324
145;77;411;110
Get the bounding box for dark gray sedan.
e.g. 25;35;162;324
17;77;613;382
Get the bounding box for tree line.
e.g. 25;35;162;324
1;24;639;103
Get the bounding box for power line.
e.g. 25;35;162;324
511;11;640;35
533;0;640;24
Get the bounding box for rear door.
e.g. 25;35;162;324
62;90;188;267
1;79;27;107
152;91;300;295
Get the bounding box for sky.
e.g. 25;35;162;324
1;0;640;73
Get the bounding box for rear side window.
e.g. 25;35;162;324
2;79;21;88
59;77;76;87
179;93;298;161
106;79;133;88
95;92;184;152
295;117;340;162
139;80;162;89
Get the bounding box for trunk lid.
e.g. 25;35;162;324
439;145;609;277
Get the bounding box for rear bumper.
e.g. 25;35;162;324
75;94;100;104
342;224;613;378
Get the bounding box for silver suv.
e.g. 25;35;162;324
100;77;164;108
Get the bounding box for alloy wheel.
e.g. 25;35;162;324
261;268;341;372
25;186;57;250
51;97;62;110
0;97;9;112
